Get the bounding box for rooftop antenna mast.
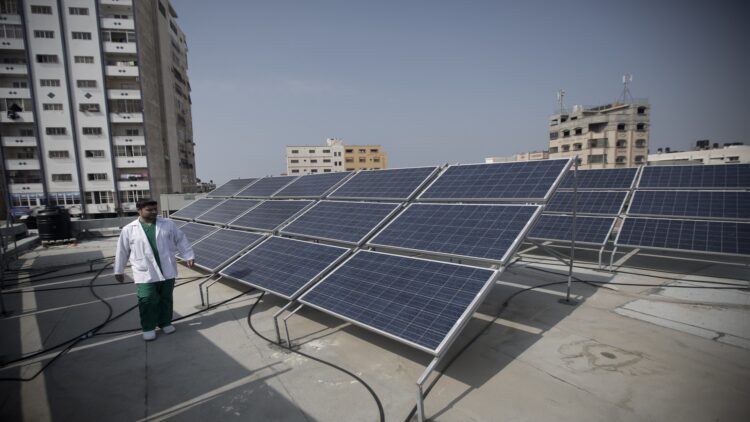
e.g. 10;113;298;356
557;89;565;114
619;73;633;103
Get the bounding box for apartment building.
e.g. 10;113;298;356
547;101;650;168
0;0;196;218
286;138;388;175
485;150;549;163
343;144;386;171
648;142;750;165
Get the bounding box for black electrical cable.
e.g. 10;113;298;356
2;275;207;295
246;292;385;422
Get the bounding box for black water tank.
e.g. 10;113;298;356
37;208;72;241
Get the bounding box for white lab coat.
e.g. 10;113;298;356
114;217;194;283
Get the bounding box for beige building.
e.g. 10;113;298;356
286;138;387;174
548;101;650;168
344;144;387;171
648;143;749;165
0;0;196;218
486;150;549;163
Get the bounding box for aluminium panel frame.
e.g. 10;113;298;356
326;166;441;202
226;200;315;233
234;176;300;199
194;199;263;226
272;171;356;199
527;214;618;247
543;190;630;217
626;189;750;222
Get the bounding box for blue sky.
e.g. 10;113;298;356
175;0;749;184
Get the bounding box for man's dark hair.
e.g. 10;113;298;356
136;198;158;209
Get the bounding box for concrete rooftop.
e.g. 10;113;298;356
1;237;749;421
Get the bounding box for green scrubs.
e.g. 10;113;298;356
137;221;175;331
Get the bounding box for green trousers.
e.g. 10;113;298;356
136;279;175;331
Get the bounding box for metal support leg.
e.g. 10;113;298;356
416;357;440;422
198;274;218;307
598;246;605;270
563;159;578;304
203;276;223;308
283;304;305;348
273;301;296;345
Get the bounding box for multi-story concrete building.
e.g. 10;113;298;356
286;138;345;175
547;101;650;168
485;150;549;163
0;0;196;218
648;142;750;165
343;144;386;171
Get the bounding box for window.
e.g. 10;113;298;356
617;124;626;131
635;139;646;148
72;32;92;40
549;132;559;140
33;30;54;38
31;5;52;14
309;149;315;153
46;127;66;135
291;169;299;173
115;145;146;156
637;106;646;114
74;56;94;64
42;103;63;111
40;79;60;87
636;123;646;131
290;159;299;164
52;174;73;182
119;190;150;203
290;149;299;154
36;55;59;63
310;159;318;163
616;156;626;164
634;155;644;163
87;173;108;181
1;0;19;14
158;2;166;17
82;127;102;135
358;158;366;163
49;192;81;206
358;149;366;153
345;158;353;163
79;103;100;112
310;169;318;173
345;149;353;153
588;155;606;164
85;150;105;158
322;149;330;153
616;140;627;148
323;159;331;163
125;129;140;136
370;149;379;153
373;158;380;163
76;79;96;88
323;169;331;173
0;25;24;40
574;128;582;135
562;130;570;138
20;129;34;136
108;99;142;113
48;150;70;159
68;7;88;15
85;191;114;204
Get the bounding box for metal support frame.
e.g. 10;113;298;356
564;159;578;304
283;304;305;348
198;274;221;307
272;301;297;345
416;357;440;422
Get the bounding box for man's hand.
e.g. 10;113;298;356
186;259;194;268
115;274;125;283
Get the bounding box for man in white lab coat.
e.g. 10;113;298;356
114;199;194;341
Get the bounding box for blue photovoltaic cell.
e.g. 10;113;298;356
273;172;352;198
220;236;349;299
419;159;570;201
280;201;400;244
207;178;257;197
545;191;628;215
629;191;750;219
236;176;298;198
188;229;264;272
299;251;495;354
368;204;539;263
329;167;438;200
558;168;638;190
528;214;616;245
166;219;186;229
179;223;219;244
196;199;261;225
170;198;223;220
229;200;312;231
616;217;750;256
638;164;750;189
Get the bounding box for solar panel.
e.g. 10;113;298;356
220;236;350;299
638;164;750;190
170;198;223;221
228;200;312;231
273;172;352;198
196;199;262;225
280;200;401;245
558;168;638;190
165;218;186;229
299;251;496;355
207;178;257;197
628;191;750;220
187;229;265;272
328;167;438;200
179;222;219;244
545;191;628;215
418;159;571;202
528;214;617;245
368;203;540;264
236;176;298;198
616;217;750;256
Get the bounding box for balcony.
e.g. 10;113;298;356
0;38;24;50
116;156;147;168
109;112;143;123
118;180;149;190
105;65;139;77
0;15;22;25
103;42;136;54
2;136;36;147
0;63;27;75
9;183;43;194
99;0;133;6
0;87;30;98
107;88;141;99
5;159;40;170
113;135;145;145
0;111;34;123
100;18;134;30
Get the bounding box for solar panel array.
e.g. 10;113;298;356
180;222;219;244
329;167;438;200
545;191;628;215
229;200;312;231
280;200;401;245
237;176;298;198
529;214;617;245
617;163;750;256
196;199;261;225
273;172;352;198
207;178;257;197
170;198;223;221
558;168;638;190
186;229;265;272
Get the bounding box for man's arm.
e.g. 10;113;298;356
113;227;131;283
174;226;194;267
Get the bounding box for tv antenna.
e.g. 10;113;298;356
557;89;565;114
619;74;633;103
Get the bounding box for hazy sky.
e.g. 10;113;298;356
175;0;749;184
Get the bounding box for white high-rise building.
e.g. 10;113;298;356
286;138;346;175
0;0;196;217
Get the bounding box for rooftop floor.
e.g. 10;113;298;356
1;237;749;421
